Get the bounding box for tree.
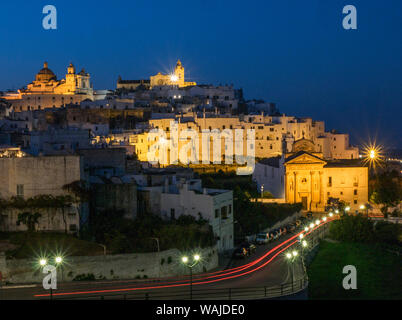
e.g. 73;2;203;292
63;180;90;226
370;171;402;218
16;212;42;232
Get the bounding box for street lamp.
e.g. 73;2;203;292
181;254;201;300
335;209;339;214
285;250;299;291
39;258;47;267
329;212;333;218
55;256;63;264
315;220;320;226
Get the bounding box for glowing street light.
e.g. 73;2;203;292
39;258;47;267
55;256;63;264
304;227;309;232
299;234;304;239
322;217;327;222
302;240;308;247
286;252;292;259
329;212;333;217
335;209;339;214
181;254;201;300
292;250;298;257
309;223;315;229
315;220;320;225
360;204;365;210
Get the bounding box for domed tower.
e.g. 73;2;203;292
174;59;185;85
67;62;76;74
35;62;57;82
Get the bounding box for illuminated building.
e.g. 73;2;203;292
150;60;196;88
1;62;95;111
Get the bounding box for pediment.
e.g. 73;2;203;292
285;152;327;166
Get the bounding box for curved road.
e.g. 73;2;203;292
1;219;331;300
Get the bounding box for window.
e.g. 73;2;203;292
69;224;77;232
221;206;228;219
170;208;175;220
354;189;358;195
328;177;332;187
354;200;357;204
215;209;220;218
17;184;24;197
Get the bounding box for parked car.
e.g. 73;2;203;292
288;224;296;232
233;247;247;259
241;242;257;255
256;233;270;245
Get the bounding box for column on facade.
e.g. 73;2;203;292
293;171;297;203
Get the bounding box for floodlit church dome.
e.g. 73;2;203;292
35;62;57;82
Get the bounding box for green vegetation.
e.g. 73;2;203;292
0;195;74;233
307;241;402;300
200;171;302;239
73;273;96;281
3;232;104;259
87;209;216;254
329;214;402;245
370;170;402;217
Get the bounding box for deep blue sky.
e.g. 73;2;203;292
0;0;401;148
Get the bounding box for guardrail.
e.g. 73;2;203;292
52;276;308;300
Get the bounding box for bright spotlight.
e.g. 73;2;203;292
55;256;63;264
39;259;47;267
170;74;178;82
182;256;188;263
194;254;200;261
360;205;365;210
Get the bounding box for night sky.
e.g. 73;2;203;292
0;0;401;148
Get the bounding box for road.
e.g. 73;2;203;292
1;219;331;300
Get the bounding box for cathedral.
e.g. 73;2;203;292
150;60;196;88
253;138;368;213
1;62;94;111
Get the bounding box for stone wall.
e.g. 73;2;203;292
1;245;218;284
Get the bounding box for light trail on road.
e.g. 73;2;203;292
34;218;333;298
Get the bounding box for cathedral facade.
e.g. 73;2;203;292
150;60;196;88
1;62;94;111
